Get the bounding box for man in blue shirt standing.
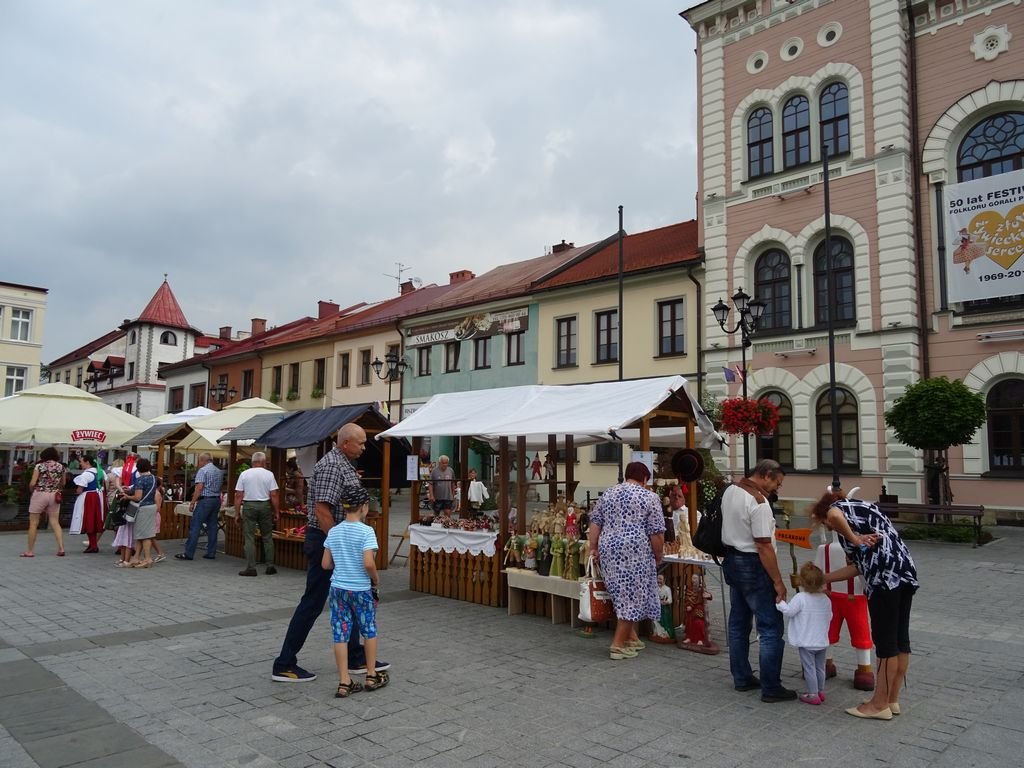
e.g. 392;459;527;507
176;452;224;561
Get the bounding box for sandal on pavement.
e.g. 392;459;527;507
56;550;65;557
19;552;35;558
335;680;364;698
131;560;154;568
609;646;638;660
627;639;646;650
364;672;389;691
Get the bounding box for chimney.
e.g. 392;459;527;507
251;318;267;336
400;280;416;295
219;326;232;339
552;240;575;254
449;269;475;285
318;300;340;319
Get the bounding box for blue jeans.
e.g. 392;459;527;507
274;528;364;671
184;497;221;558
723;551;785;694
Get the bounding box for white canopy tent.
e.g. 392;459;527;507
150;406;215;424
379;375;721;447
173;397;284;454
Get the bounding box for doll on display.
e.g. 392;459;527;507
503;534;523;568
537;532;552;576
679;571;720;655
523;533;538;570
531;453;543;479
563;538;581;580
565;505;578;539
549;535;565;578
544;453;556;481
651;574;676;643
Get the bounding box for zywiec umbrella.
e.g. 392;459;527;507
0;382;150;447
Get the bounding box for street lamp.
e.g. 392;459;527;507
209;381;237;407
371;351;409;419
711;288;767;476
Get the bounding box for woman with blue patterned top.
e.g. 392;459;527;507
810;490;918;721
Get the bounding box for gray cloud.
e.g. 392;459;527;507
0;0;698;358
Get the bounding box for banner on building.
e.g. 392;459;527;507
944;168;1024;303
406;307;529;347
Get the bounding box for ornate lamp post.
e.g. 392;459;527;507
371;351;409;420
711;288;767;475
209;381;237;409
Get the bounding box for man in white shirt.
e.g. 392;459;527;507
235;452;280;577
720;459;794;703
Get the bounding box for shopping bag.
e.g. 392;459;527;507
578;555;613;623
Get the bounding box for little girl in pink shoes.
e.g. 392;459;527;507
776;562;833;705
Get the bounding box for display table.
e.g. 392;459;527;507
662;554;728;642
221;510;308;570
407;524;501;607
505;569;581;626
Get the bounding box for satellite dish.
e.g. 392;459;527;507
412;277;423;288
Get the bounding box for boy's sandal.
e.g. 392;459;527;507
335;680;364;698
364;672;389;691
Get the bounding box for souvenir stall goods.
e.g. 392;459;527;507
378;375;718;612
677;571;720;655
650;574;676;643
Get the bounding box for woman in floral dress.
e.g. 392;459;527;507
588;461;665;660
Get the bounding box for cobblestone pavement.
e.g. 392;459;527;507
1;523;1023;768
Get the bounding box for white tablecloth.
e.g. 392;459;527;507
408;524;497;557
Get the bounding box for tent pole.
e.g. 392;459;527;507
498;437;509;541
547;434;557;503
516;436;527;535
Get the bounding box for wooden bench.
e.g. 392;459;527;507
876;502;985;547
505;569;581;627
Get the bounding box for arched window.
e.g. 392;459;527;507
754;249;791;331
782;95;810;168
816;388;859;469
756;391;793;467
987;378;1024;473
747;107;774;178
958;112;1024;182
160;331;177;346
813;236;855;326
957;112;1024;312
129;330;136;345
820;82;849;157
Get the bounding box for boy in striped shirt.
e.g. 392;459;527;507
322;485;388;697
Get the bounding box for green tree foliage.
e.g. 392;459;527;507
884;377;986;451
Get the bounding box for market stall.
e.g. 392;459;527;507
237;403;412;571
379;375;719;614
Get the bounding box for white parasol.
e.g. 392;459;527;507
0;382;151;447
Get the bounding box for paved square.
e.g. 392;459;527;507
1;524;1022;767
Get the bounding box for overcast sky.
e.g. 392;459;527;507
1;1;699;361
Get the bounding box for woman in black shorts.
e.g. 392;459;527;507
809;490;918;721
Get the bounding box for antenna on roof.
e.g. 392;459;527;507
384;262;410;294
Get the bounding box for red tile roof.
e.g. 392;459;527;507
406;239;617;318
158;315;317;373
532;220;700;291
133;280;193;330
49;329;126;368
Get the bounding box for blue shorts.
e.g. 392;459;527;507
329;587;377;644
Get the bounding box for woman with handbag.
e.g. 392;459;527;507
588;461;665;660
22;447;67;557
124;458;159;568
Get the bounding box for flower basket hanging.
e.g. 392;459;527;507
719;397;780;436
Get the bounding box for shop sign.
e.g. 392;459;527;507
945;168;1024;303
406;307;529;347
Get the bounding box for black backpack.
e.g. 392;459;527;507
692;485;729;562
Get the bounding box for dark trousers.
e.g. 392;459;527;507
184;497;221;558
274;528;364;670
723;550;786;694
